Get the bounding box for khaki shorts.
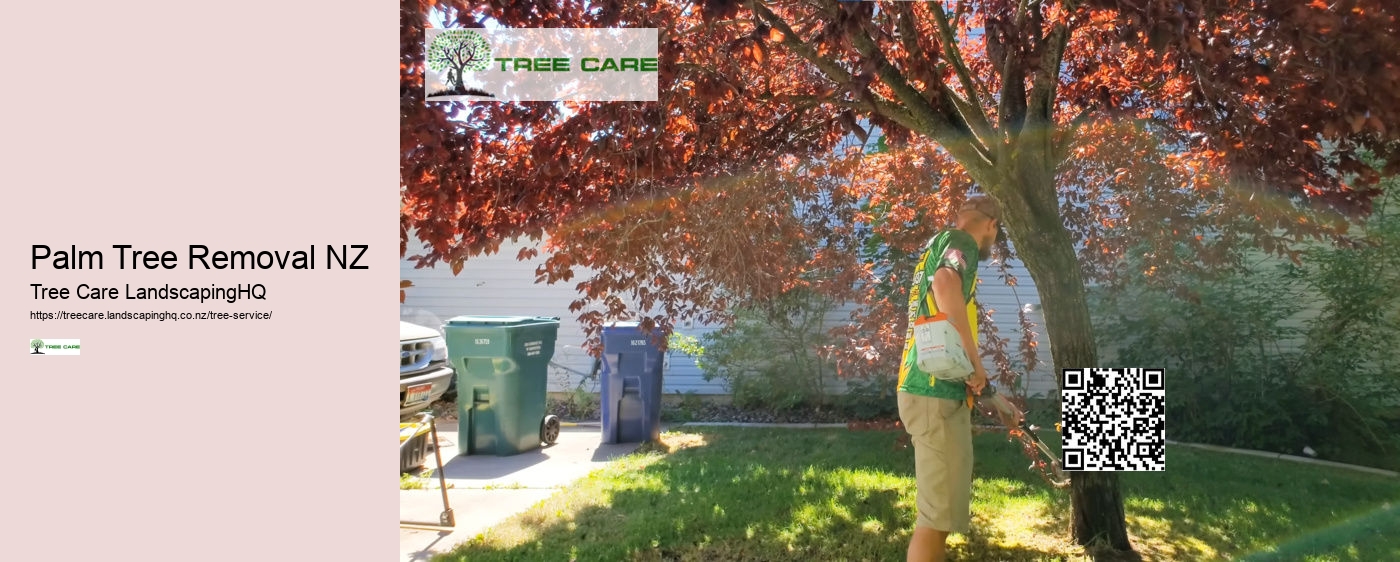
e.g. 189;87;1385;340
898;391;973;534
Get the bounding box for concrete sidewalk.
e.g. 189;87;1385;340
399;425;642;562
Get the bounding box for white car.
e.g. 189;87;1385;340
400;321;454;419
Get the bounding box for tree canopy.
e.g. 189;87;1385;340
400;0;1400;553
404;0;1398;264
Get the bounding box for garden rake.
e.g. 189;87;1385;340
399;412;456;530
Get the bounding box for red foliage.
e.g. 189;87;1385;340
402;0;1398;338
401;0;1400;548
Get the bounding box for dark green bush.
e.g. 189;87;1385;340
658;391;712;422
1092;173;1400;468
690;288;839;412
1093;266;1308;453
837;375;900;420
1286;176;1400;465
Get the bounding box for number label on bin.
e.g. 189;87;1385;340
475;338;490;345
631;339;646;346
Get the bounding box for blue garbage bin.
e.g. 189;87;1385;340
600;322;665;444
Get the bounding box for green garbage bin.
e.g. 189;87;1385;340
442;316;562;457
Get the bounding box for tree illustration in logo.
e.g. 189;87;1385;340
31;339;44;354
426;29;495;98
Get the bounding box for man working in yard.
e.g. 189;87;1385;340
897;194;1003;562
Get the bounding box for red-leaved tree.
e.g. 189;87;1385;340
401;0;1400;554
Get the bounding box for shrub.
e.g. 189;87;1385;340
660;390;707;422
837;374;899;420
692;288;839;412
1092;168;1400;467
1093;263;1313;453
1285;174;1400;464
548;354;602;420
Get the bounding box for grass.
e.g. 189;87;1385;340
402;469;455;491
481;482;529;491
432;427;1400;561
400;470;431;490
426;86;495;99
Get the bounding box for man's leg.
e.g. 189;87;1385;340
899;392;960;562
909;526;949;562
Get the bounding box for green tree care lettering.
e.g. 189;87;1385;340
492;57;658;72
30;245;369;270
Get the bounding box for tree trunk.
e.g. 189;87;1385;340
451;66;465;91
987;163;1134;554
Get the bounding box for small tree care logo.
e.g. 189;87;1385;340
426;29;495;99
30;338;80;355
423;29;658;102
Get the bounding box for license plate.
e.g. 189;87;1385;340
404;383;433;406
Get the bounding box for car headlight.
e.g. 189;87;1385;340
431;336;449;363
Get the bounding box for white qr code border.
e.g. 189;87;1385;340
1060;368;1166;472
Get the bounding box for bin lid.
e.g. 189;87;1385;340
602;321;644;334
601;322;656;348
445;315;557;326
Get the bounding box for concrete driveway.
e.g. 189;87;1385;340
399;424;643;562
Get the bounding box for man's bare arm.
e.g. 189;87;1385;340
932;267;987;393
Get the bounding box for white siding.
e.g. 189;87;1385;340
974;257;1058;398
401;234;1058;398
400;234;728;395
664;322;726;395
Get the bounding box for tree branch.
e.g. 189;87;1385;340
889;2;931;79
929;2;996;150
997;59;1024;145
667;18;757;42
834;0;995;172
746;1;920;136
748;1;856;85
887;6;992;157
1029;23;1070;124
839;6;940;122
748;0;995;180
769;94;872;113
1015;0;1032;26
1028;16;1073;173
1068;105;1096;132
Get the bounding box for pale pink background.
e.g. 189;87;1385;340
0;2;398;560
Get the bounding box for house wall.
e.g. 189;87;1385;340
401;233;1060;398
973;258;1058;397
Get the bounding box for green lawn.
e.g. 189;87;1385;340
434;427;1400;562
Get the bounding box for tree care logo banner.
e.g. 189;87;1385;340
29;338;80;356
425;28;659;102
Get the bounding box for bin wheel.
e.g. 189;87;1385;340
541;415;561;446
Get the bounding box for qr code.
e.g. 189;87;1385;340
1060;368;1165;471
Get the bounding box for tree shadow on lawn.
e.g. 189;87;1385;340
1106;446;1400;561
437;427;1074;561
1004;426;1400;561
432;428;1400;562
